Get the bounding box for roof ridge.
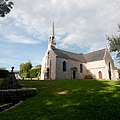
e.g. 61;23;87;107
84;48;106;55
52;47;87;62
53;48;83;55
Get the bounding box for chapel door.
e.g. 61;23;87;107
73;71;76;79
47;68;50;79
98;71;102;79
108;62;111;80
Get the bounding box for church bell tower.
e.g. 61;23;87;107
48;22;56;50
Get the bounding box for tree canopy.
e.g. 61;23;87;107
0;0;13;17
19;61;32;78
19;62;41;78
107;24;120;59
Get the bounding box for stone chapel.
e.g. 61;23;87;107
40;22;119;80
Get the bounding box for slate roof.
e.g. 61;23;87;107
84;48;106;62
52;47;106;63
52;48;87;62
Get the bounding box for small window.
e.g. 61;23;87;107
109;62;111;69
80;64;83;73
52;36;54;40
63;61;67;71
48;51;50;58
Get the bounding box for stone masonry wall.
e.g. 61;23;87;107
56;58;87;80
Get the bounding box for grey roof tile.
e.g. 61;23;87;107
52;48;87;62
84;48;106;62
52;47;106;63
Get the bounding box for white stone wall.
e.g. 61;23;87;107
49;49;57;80
104;51;119;80
40;51;48;80
114;69;119;80
86;50;119;80
56;58;87;80
86;60;107;79
40;48;57;80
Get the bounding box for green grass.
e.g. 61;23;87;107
1;79;120;120
0;78;4;81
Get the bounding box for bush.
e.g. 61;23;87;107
29;68;40;78
19;62;32;78
19;72;29;78
85;74;93;79
0;70;9;78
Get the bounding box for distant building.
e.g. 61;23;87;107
41;22;119;80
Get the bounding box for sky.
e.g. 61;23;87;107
0;0;120;70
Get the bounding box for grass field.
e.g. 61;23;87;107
0;78;4;81
0;79;120;120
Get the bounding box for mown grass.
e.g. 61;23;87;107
0;79;120;120
0;78;4;81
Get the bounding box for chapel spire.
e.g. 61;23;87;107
48;21;56;50
52;21;54;36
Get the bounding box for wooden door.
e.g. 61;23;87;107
98;71;102;79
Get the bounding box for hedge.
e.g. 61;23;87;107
0;70;9;78
0;88;37;102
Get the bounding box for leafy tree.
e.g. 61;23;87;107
0;67;6;70
29;65;41;78
0;0;13;17
107;24;120;59
0;67;9;78
0;69;9;78
29;67;40;78
19;61;32;78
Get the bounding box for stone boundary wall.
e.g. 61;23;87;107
0;102;13;112
0;88;37;102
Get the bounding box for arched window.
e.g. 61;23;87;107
63;61;67;71
80;64;83;73
48;51;50;58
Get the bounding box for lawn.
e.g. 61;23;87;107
0;79;120;120
0;78;4;81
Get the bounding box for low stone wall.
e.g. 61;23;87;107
0;88;37;102
0;102;13;112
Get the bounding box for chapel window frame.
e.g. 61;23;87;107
63;60;67;72
80;64;83;73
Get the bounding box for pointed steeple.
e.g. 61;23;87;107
48;21;56;50
52;21;54;36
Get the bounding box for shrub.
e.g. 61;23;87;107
19;72;29;78
0;70;9;78
19;62;32;78
85;74;93;79
29;68;40;78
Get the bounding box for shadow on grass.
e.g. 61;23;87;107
0;80;120;120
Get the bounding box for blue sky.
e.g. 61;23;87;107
0;0;120;70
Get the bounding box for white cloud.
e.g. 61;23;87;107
0;0;120;69
6;34;39;44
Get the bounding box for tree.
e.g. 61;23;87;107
107;24;120;59
29;65;41;78
0;69;9;78
0;67;5;70
0;0;13;17
19;61;32;78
